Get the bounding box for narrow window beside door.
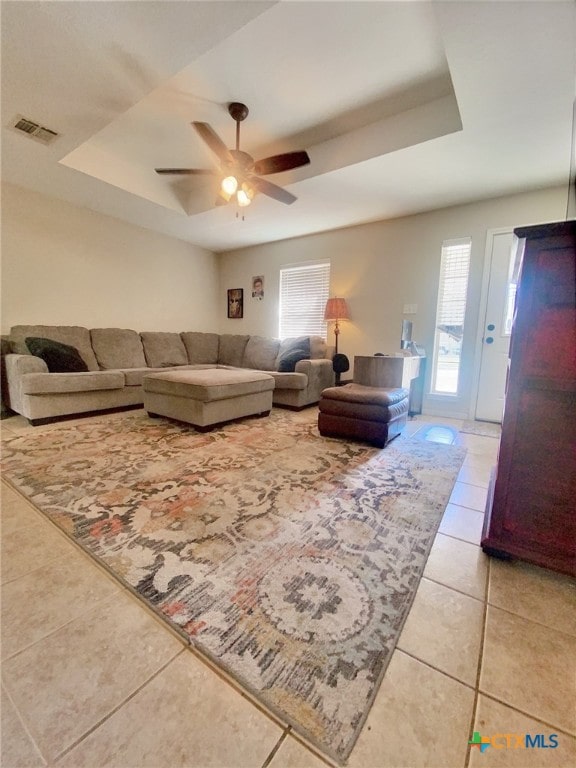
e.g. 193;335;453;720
279;262;330;338
432;238;472;395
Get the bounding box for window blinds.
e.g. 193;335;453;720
437;239;472;326
432;238;472;395
279;262;330;339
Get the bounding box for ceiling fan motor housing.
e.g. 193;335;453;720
228;102;249;122
228;150;254;170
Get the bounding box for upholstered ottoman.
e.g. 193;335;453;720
143;369;274;430
318;384;410;448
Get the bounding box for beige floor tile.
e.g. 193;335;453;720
462;452;495;473
449;481;488;512
268;735;331;768
1;591;183;763
439;503;485;545
56;651;282;768
470;695;576;767
1;481;22;502
456;433;500;459
0;686;46;767
1;519;73;584
481;606;576;735
0;488;44;535
489;559;576;637
398;578;483;686
1;551;119;660
424;533;489;600
347;650;474;767
457;462;491;488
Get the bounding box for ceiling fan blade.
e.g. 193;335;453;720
251;176;297;205
253;151;310;176
155;168;216;175
192;122;234;164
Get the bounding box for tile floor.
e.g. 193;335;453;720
1;410;575;768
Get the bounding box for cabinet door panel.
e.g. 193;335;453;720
500;388;576;553
521;247;575;380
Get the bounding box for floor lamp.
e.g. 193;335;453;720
324;297;350;354
324;297;351;384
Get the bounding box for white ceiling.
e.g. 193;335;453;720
2;1;575;253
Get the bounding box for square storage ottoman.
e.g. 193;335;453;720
318;383;410;448
143;369;274;430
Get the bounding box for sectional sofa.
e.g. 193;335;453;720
3;325;335;425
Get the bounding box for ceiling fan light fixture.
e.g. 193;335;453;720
236;187;252;207
221;175;238;195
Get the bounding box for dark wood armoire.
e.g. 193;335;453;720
482;220;576;576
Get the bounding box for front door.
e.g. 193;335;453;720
475;230;519;422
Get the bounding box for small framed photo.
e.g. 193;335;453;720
227;288;243;318
252;275;264;299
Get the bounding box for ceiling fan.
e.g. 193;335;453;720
155;102;310;208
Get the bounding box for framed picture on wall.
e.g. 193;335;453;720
227;288;243;318
252;275;264;299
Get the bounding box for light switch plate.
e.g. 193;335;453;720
403;303;418;314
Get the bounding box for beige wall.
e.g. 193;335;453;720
1;183;219;334
2;180;568;418
218;185;567;417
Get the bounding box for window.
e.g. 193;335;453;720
431;238;472;395
503;239;522;335
279;261;330;338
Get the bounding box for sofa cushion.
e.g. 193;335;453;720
25;337;89;373
91;328;147;369
140;332;188;367
218;335;249;367
181;332;220;365
11;325;99;370
21;370;125;395
310;335;328;359
243;336;281;371
267;371;308;390
277;337;310;372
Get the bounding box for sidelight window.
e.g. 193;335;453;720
431;238;472;395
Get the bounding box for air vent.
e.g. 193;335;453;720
10;114;60;145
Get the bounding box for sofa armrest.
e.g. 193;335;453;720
5;353;49;376
4;354;49;413
294;358;335;402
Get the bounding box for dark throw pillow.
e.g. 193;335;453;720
26;337;88;373
277;338;311;373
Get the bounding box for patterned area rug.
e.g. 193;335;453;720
1;410;465;763
460;420;502;438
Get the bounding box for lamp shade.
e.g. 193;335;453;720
324;297;350;322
